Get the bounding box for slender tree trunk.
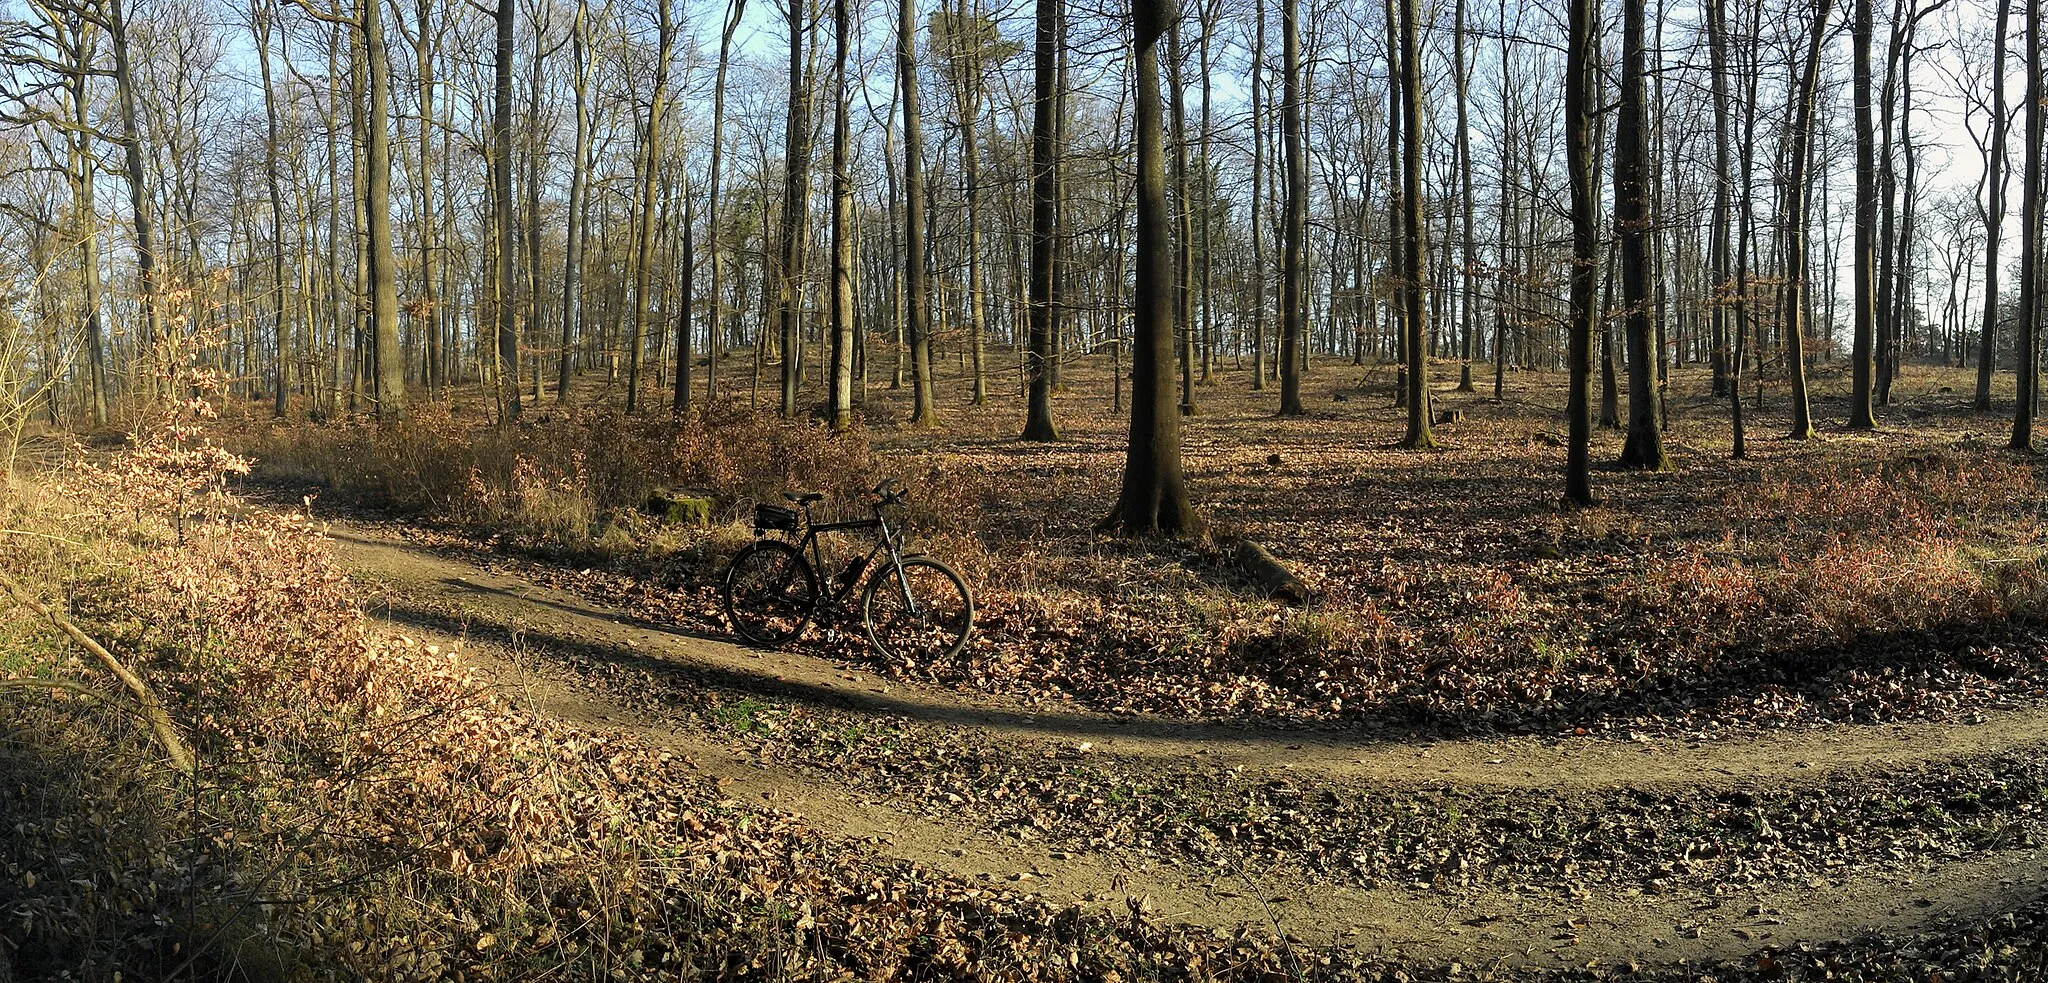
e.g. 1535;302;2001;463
827;0;854;428
676;175;696;415
1396;0;1433;448
107;0;162;398
559;0;590;402
1599;239;1620;430
627;0;672;413
1249;0;1267;391
1197;0;1218;385
412;0;441;400
1779;0;1833;440
65;41;108;426
1276;0;1305;416
900;0;938;424
493;0;519;420
705;0;745;407
1168;17;1197;415
1978;1;2011;412
254;0;289;419
1021;0;1059;440
1706;0;1737;451
1453;0;1476;393
777;1;815;418
2014;0;2044;449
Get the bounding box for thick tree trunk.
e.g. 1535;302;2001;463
364;0;405;422
1563;0;1597;504
1848;0;1879;429
1396;0;1432;448
1106;0;1196;536
1615;0;1665;467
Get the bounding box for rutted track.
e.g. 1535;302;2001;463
329;521;2048;970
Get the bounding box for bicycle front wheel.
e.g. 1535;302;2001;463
722;540;819;646
861;557;974;662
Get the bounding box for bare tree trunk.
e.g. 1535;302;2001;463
1563;0;1597;504
1021;0;1059;440
1106;0;1196;536
1615;0;1665;466
2014;0;2044;449
1848;0;1879;429
1395;0;1432;448
1249;0;1267;392
676;174;696;415
900;0;938;425
1276;0;1305;416
1453;0;1476;393
363;0;405;421
107;0;162;398
254;0;288;419
61;23;108;425
705;0;745;407
1779;0;1833;440
1168;16;1196;415
410;0;442;400
778;0;813;418
559;0;590;403
627;0;673;414
1977;1;2011;412
493;0;519;420
827;0;854;428
1197;0;1219;385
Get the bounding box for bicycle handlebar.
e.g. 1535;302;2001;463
872;478;908;507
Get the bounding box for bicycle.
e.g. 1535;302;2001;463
721;478;975;661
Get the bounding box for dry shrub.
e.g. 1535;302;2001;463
227;403;987;553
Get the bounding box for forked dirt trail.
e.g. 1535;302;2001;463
328;521;2048;971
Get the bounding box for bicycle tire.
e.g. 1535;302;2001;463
861;557;974;662
722;540;820;646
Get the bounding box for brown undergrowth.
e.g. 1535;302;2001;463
0;443;1333;982
221;362;2048;735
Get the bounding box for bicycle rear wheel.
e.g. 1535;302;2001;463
722;540;819;646
861;557;974;662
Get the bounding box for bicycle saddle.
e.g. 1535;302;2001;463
783;491;825;504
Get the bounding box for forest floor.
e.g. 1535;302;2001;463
333;512;2048;971
13;352;2046;978
201;351;2048;976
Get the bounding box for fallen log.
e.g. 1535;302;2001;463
1226;537;1312;606
0;566;194;774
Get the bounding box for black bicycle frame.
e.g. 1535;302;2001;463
788;504;904;605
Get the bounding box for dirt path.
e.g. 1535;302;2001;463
329;522;2048;970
